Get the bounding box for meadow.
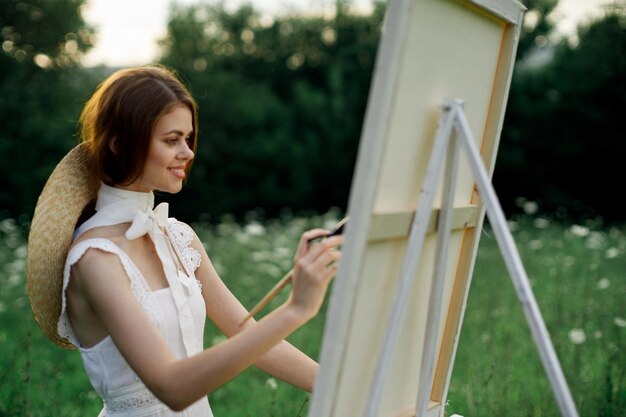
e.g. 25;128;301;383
0;211;624;416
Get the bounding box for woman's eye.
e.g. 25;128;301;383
166;138;178;145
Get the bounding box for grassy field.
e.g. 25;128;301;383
0;211;624;416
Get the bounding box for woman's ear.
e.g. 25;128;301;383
108;136;119;155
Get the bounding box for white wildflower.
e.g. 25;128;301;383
528;239;544;250
216;221;238;236
568;328;586;344
274;247;292;258
585;232;605;250
523;201;539;215
596;278;610;290
260;263;281;277
235;231;250;243
614;317;626;328
605;247;620;259
7;258;26;273
570;225;589;237
514;196;526;207
14;244;27;259
251;251;270;262
593;331;603;339
266;377;278;390
0;218;17;234
8;273;23;286
244;222;266;236
323;218;340;230
533;218;550;229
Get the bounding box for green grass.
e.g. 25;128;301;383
0;212;624;416
446;216;626;417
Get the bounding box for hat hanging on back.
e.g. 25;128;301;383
27;142;99;349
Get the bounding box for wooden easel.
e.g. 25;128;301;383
307;1;572;416
363;99;579;417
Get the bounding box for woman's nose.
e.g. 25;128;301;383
180;142;194;160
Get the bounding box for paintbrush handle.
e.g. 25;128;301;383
239;268;294;326
239;217;349;326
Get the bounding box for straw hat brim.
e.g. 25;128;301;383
27;142;99;349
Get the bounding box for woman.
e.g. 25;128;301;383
26;66;342;416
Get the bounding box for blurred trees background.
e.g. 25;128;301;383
1;0;624;223
158;2;384;220
0;0;102;221
496;0;626;221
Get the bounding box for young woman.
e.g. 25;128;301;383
27;66;342;416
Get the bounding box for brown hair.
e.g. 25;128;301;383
80;65;198;186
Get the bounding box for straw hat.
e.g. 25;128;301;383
27;142;99;349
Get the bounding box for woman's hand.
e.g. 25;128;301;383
287;229;343;321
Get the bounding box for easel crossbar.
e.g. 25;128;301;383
367;205;480;242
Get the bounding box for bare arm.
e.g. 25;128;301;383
71;230;341;410
192;234;318;391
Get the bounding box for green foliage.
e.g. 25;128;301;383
496;4;626;221
157;0;626;223
448;216;626;416
516;0;559;60
1;0;625;224
2;214;625;415
0;0;93;69
0;0;101;220
158;2;385;221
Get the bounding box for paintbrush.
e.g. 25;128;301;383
239;217;348;326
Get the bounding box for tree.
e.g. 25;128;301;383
158;2;385;220
495;3;626;221
516;0;559;61
0;0;98;220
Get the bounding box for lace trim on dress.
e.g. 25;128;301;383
57;238;166;347
103;381;169;417
167;219;202;292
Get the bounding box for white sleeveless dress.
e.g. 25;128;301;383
57;185;214;417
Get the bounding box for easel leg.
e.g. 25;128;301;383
454;102;579;417
415;128;461;416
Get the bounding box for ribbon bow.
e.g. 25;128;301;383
125;202;169;240
125;202;200;356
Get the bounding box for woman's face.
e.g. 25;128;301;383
126;103;194;193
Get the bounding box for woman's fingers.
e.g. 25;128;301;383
312;249;342;272
303;235;343;263
294;228;329;259
295;236;343;284
289;229;344;317
322;262;340;283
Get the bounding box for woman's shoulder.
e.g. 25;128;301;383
71;223;129;248
68;224;131;264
